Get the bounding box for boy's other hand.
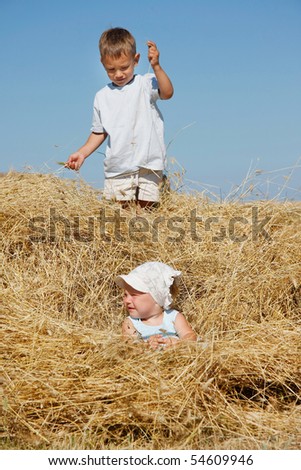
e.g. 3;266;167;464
147;40;160;68
66;152;85;171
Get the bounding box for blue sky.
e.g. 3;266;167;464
1;0;301;200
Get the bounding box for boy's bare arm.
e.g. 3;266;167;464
67;132;107;170
147;40;174;100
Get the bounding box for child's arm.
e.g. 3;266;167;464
66;132;107;170
122;317;139;339
147;40;174;100
174;312;197;342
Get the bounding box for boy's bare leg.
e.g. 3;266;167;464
119;200;158;210
137;200;158;210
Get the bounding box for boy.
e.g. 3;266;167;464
67;27;173;208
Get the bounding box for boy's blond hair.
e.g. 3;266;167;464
99;27;136;60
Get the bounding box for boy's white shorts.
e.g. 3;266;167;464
103;169;163;202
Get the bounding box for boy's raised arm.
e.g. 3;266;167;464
147;40;174;100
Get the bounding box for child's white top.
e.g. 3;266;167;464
128;309;179;341
91;73;166;178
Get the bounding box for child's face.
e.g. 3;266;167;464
123;284;161;319
101;53;140;87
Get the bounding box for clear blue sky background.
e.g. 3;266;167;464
1;0;301;199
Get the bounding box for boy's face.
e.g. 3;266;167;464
101;53;140;87
123;283;161;319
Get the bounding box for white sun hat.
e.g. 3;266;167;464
115;261;181;309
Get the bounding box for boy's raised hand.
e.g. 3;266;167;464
146;40;173;100
147;40;160;68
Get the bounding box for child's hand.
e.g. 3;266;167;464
147;335;179;350
163;337;180;348
66;152;85;171
147;334;165;350
147;40;160;68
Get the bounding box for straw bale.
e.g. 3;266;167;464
1;171;301;449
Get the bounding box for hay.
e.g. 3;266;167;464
1;171;301;449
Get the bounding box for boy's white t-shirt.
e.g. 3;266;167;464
91;73;166;178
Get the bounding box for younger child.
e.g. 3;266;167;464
67;27;174;208
115;262;197;349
